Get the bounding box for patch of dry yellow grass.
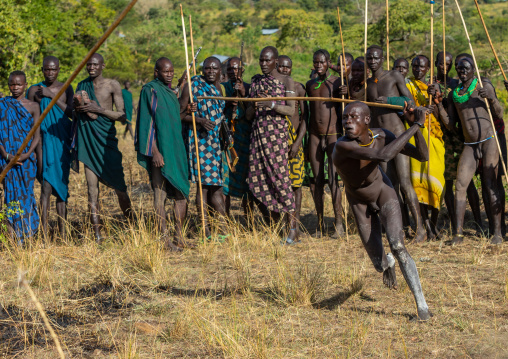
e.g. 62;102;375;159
0;134;507;358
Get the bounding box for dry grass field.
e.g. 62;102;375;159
1;133;507;358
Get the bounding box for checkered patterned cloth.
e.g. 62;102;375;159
247;74;295;213
185;76;226;186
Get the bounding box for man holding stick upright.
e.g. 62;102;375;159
73;53;133;243
136;57;190;251
246;46;297;244
180;56;227;240
305;49;347;238
365;45;427;243
435;57;504;245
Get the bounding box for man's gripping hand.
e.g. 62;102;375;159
478;86;495;101
403;102;427;127
427;84;443;104
75;100;103;115
197;117;215;131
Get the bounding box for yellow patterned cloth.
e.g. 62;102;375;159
286;116;305;188
406;77;445;209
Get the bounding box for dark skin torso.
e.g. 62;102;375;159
306;75;343;135
366;70;412;135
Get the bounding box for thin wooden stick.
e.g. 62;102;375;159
189;14;197;76
0;0;139;184
337;6;349;98
180;4;207;239
364;0;368;101
18;271;65;359
453;0;508;179
473;0;507;81
386;0;390;70
443;0;446;91
340;56;345;112
196;96;403;110
427;1;434;192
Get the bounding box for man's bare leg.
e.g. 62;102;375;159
114;189;133;220
196;186;211;238
55;197;67;239
378;192;431;321
84;166;102;242
309;133;326;236
208;186;228;236
290;186;302;240
152;165;182;251
466;181;483;232
392;153;426;242
40;180;52;238
481;140;502;244
327;141;344;238
453;147;478;245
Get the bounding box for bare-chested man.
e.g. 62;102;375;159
306;49;347;238
73;53;132;243
27;56;73;239
427;52;483;234
246;46;297;244
333;102;431;321
349;59;366;101
436;57;504;244
0;71;41;241
365;45;426;242
122;81;135;140
278;55;308;240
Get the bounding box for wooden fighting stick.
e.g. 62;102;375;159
189;14;197;76
180;4;207;239
364;0;368;101
337;6;349;98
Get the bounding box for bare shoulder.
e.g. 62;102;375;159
22;99;40;116
107;78;122;91
306;79;316;90
329;75;340;84
281;74;294;88
296;82;306;96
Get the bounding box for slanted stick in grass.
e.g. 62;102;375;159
180;4;207;239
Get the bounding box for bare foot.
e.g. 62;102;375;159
413;227;427;243
490;234;503;245
411;309;433;322
329;223;345;239
447;234;464;246
312;230;323;238
163;240;183;252
382;254;398;289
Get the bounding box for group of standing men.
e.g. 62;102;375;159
0;45;507;250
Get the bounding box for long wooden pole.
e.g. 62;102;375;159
453;0;508;179
427;1;434;191
364;0;368;101
196;96;403;110
473;0;507;81
337;6;349;98
386;0;390;70
0;0;139;184
180;4;207;239
443;0;446;92
189;14;197;76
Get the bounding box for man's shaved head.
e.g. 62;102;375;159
155;57;172;70
367;45;383;57
261;46;278;59
91;53;104;63
227;57;241;66
203;56;221;67
345;101;370;116
43;56;59;66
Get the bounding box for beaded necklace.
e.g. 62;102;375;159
359;129;378;147
314;74;331;89
453;78;478;104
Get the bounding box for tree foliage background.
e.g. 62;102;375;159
1;0;507;112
